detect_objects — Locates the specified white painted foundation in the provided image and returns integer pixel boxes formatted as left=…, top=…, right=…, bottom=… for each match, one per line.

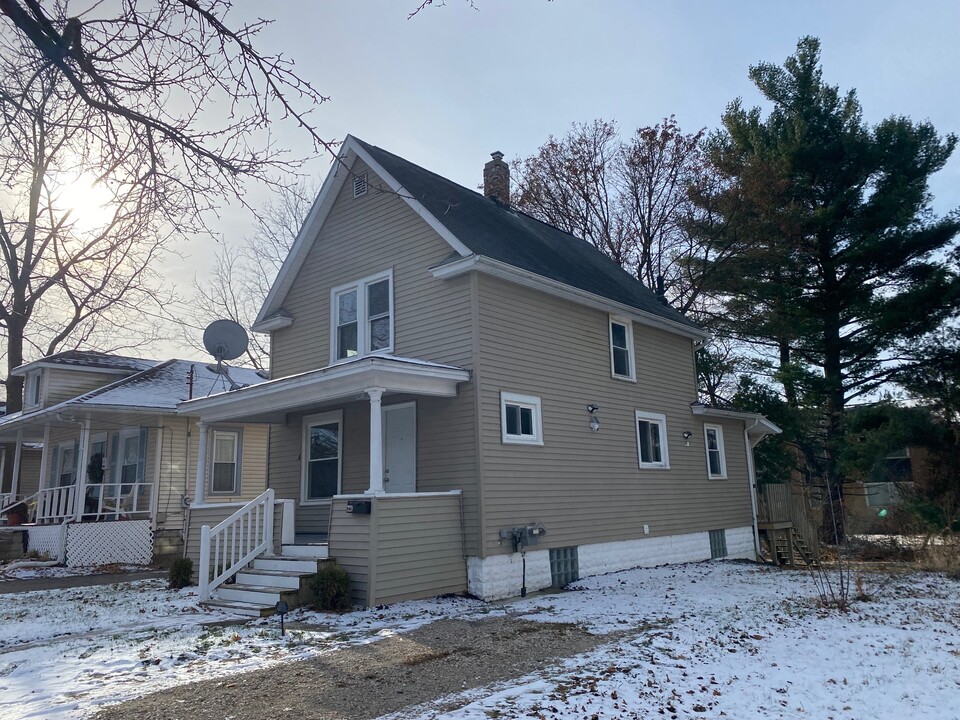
left=467, top=526, right=756, bottom=601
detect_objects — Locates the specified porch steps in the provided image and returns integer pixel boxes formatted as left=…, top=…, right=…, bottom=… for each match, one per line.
left=773, top=528, right=820, bottom=568
left=200, top=545, right=332, bottom=618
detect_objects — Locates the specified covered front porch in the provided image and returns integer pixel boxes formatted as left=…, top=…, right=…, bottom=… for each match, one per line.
left=181, top=355, right=474, bottom=608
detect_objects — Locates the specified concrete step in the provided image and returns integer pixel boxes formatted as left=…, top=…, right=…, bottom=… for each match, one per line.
left=281, top=543, right=329, bottom=560
left=201, top=598, right=276, bottom=618
left=252, top=556, right=321, bottom=573
left=235, top=568, right=306, bottom=590
left=216, top=582, right=301, bottom=605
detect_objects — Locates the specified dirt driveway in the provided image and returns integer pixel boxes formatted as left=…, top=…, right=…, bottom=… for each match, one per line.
left=94, top=616, right=608, bottom=720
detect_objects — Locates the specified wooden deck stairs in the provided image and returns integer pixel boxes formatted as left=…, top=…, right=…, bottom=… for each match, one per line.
left=758, top=483, right=821, bottom=569
left=200, top=542, right=331, bottom=617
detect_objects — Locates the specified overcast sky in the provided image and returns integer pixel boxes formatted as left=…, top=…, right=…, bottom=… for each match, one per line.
left=170, top=0, right=960, bottom=357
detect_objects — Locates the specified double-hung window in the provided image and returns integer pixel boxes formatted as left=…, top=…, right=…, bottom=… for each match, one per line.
left=704, top=424, right=726, bottom=479
left=609, top=317, right=635, bottom=381
left=302, top=411, right=342, bottom=503
left=118, top=430, right=140, bottom=492
left=635, top=411, right=669, bottom=469
left=331, top=270, right=393, bottom=362
left=501, top=392, right=543, bottom=445
left=211, top=430, right=240, bottom=494
left=58, top=442, right=77, bottom=486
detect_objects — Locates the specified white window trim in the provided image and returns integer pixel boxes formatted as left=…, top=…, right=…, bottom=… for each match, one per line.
left=635, top=410, right=670, bottom=469
left=500, top=392, right=544, bottom=446
left=301, top=410, right=343, bottom=505
left=209, top=429, right=242, bottom=495
left=116, top=427, right=141, bottom=485
left=57, top=440, right=78, bottom=486
left=609, top=316, right=636, bottom=382
left=328, top=268, right=394, bottom=365
left=25, top=371, right=42, bottom=408
left=704, top=423, right=727, bottom=480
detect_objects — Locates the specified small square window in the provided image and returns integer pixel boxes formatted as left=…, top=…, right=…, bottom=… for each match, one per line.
left=501, top=392, right=543, bottom=445
left=636, top=411, right=669, bottom=469
left=704, top=424, right=726, bottom=479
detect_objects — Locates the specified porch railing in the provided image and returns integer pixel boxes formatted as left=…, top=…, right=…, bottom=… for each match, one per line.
left=79, top=482, right=154, bottom=521
left=199, top=488, right=275, bottom=600
left=37, top=486, right=78, bottom=524
left=758, top=483, right=792, bottom=524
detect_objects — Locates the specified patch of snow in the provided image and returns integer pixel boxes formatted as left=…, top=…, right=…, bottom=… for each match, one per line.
left=0, top=563, right=152, bottom=582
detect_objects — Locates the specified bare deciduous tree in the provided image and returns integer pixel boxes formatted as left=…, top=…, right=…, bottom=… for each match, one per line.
left=183, top=182, right=313, bottom=371
left=0, top=53, right=176, bottom=411
left=512, top=117, right=716, bottom=319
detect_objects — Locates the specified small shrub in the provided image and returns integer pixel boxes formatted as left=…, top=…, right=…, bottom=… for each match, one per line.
left=310, top=564, right=352, bottom=612
left=169, top=557, right=194, bottom=589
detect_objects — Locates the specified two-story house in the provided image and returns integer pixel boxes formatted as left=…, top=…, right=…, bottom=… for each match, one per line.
left=0, top=351, right=268, bottom=565
left=180, top=136, right=779, bottom=612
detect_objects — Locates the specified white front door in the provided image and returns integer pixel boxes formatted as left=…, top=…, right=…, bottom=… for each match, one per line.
left=383, top=402, right=416, bottom=494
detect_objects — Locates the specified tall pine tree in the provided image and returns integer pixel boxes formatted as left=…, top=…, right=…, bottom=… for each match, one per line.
left=695, top=37, right=960, bottom=541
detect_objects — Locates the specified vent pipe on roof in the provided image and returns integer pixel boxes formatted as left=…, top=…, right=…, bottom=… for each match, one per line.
left=483, top=151, right=510, bottom=206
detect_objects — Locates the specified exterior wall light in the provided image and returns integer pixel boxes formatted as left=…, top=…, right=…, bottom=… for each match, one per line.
left=587, top=404, right=600, bottom=432
left=682, top=430, right=693, bottom=446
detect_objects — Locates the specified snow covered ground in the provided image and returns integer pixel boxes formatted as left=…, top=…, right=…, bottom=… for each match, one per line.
left=0, top=563, right=154, bottom=582
left=0, top=563, right=957, bottom=720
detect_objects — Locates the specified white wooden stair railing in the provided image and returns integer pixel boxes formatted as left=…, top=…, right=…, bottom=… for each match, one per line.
left=199, top=489, right=275, bottom=600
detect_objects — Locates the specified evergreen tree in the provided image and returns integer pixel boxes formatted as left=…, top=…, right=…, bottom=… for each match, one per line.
left=694, top=37, right=960, bottom=540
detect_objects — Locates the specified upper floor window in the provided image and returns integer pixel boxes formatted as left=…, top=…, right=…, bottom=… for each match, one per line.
left=25, top=371, right=42, bottom=407
left=609, top=317, right=635, bottom=381
left=501, top=392, right=543, bottom=446
left=704, top=424, right=727, bottom=479
left=331, top=270, right=393, bottom=362
left=211, top=430, right=241, bottom=494
left=636, top=410, right=669, bottom=469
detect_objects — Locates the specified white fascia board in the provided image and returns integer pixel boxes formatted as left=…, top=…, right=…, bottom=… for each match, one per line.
left=11, top=361, right=138, bottom=377
left=254, top=144, right=355, bottom=326
left=255, top=135, right=473, bottom=327
left=251, top=313, right=294, bottom=333
left=178, top=357, right=471, bottom=424
left=690, top=405, right=782, bottom=436
left=432, top=254, right=710, bottom=342
left=349, top=138, right=473, bottom=259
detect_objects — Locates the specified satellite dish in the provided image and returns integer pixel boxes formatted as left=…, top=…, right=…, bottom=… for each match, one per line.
left=203, top=319, right=248, bottom=364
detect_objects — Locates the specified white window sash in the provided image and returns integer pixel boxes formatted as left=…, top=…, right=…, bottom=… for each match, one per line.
left=635, top=411, right=670, bottom=469
left=609, top=316, right=636, bottom=382
left=500, top=392, right=544, bottom=446
left=704, top=424, right=727, bottom=479
left=301, top=410, right=343, bottom=504
left=210, top=430, right=240, bottom=494
left=329, top=269, right=394, bottom=364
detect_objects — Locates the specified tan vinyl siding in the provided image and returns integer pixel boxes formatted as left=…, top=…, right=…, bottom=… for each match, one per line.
left=370, top=493, right=465, bottom=605
left=43, top=369, right=129, bottom=406
left=265, top=158, right=479, bottom=550
left=476, top=274, right=753, bottom=555
left=328, top=497, right=370, bottom=604
left=270, top=159, right=474, bottom=375
left=9, top=447, right=42, bottom=496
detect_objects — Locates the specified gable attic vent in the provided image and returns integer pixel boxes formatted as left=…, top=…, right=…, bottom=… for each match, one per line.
left=353, top=172, right=368, bottom=198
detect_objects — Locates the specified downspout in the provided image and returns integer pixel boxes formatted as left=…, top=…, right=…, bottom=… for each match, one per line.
left=743, top=419, right=762, bottom=559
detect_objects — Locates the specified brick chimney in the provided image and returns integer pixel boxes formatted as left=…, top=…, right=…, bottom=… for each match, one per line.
left=483, top=151, right=510, bottom=205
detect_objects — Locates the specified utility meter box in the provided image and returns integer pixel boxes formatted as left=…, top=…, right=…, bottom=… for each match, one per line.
left=346, top=500, right=372, bottom=515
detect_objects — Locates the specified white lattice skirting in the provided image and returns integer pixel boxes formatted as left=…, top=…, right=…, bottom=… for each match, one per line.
left=64, top=520, right=153, bottom=567
left=27, top=525, right=67, bottom=562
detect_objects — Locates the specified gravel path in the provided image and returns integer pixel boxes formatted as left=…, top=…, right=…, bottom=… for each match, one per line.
left=94, top=616, right=607, bottom=720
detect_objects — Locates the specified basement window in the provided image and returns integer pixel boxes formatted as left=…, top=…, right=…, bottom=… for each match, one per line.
left=550, top=547, right=580, bottom=588
left=709, top=529, right=728, bottom=559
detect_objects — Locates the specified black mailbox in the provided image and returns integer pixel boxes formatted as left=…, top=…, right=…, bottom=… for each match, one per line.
left=346, top=500, right=372, bottom=515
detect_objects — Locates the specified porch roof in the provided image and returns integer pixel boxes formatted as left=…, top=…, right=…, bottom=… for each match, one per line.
left=177, top=355, right=471, bottom=424
left=689, top=403, right=782, bottom=439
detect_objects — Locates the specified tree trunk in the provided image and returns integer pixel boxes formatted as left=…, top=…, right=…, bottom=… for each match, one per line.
left=4, top=315, right=25, bottom=414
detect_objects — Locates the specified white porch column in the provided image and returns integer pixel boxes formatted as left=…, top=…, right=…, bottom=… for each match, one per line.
left=9, top=429, right=23, bottom=499
left=37, top=424, right=51, bottom=491
left=194, top=421, right=208, bottom=505
left=73, top=419, right=91, bottom=521
left=366, top=388, right=385, bottom=495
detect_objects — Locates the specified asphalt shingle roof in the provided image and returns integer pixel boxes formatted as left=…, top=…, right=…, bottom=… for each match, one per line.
left=354, top=138, right=701, bottom=332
